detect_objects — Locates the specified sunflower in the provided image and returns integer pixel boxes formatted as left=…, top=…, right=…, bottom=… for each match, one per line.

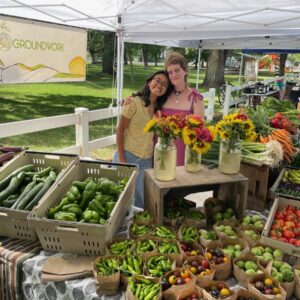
left=144, top=118, right=157, bottom=133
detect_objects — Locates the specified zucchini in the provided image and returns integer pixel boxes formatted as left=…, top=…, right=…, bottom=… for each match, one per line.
left=24, top=174, right=56, bottom=211
left=0, top=164, right=34, bottom=190
left=16, top=182, right=44, bottom=210
left=2, top=197, right=18, bottom=208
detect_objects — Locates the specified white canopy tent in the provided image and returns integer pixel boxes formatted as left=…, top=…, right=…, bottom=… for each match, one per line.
left=1, top=0, right=300, bottom=103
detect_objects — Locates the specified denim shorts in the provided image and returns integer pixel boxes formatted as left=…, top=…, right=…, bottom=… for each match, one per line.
left=113, top=150, right=152, bottom=208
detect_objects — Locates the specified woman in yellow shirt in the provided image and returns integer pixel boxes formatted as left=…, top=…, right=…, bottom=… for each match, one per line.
left=113, top=71, right=173, bottom=208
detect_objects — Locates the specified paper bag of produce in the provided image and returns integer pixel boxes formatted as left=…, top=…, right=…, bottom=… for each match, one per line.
left=221, top=237, right=249, bottom=260
left=295, top=265, right=300, bottom=299
left=106, top=236, right=135, bottom=256
left=157, top=239, right=184, bottom=267
left=176, top=285, right=203, bottom=300
left=179, top=240, right=204, bottom=261
left=200, top=280, right=237, bottom=300
left=182, top=207, right=206, bottom=228
left=144, top=253, right=176, bottom=278
left=129, top=222, right=154, bottom=239
left=135, top=237, right=159, bottom=260
left=236, top=287, right=260, bottom=299
left=133, top=210, right=154, bottom=225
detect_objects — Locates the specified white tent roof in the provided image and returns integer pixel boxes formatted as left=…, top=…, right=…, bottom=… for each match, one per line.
left=1, top=0, right=300, bottom=49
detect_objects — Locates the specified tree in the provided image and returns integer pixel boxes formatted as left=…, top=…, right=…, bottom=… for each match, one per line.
left=186, top=49, right=210, bottom=69
left=125, top=43, right=141, bottom=82
left=141, top=44, right=150, bottom=67
left=102, top=32, right=115, bottom=75
left=147, top=45, right=165, bottom=66
left=203, top=50, right=228, bottom=88
left=87, top=30, right=103, bottom=64
left=279, top=53, right=288, bottom=76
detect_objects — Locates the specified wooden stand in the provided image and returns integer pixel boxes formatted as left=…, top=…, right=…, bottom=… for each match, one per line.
left=240, top=163, right=269, bottom=211
left=144, top=166, right=248, bottom=224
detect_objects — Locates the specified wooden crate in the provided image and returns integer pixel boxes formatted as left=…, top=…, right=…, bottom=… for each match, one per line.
left=239, top=163, right=269, bottom=211
left=144, top=166, right=248, bottom=224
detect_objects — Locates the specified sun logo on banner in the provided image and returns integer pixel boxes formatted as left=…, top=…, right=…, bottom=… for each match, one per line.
left=0, top=22, right=12, bottom=51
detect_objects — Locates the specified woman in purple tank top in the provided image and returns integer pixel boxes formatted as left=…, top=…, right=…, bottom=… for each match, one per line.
left=162, top=52, right=205, bottom=165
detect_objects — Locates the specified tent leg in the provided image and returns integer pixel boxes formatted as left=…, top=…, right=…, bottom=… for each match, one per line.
left=116, top=28, right=124, bottom=123
left=239, top=54, right=244, bottom=85
left=195, top=41, right=202, bottom=90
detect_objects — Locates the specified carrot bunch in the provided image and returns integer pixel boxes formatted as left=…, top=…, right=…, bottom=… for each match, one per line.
left=259, top=129, right=298, bottom=163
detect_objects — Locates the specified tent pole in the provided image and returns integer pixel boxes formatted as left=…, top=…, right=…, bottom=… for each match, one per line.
left=195, top=40, right=202, bottom=90
left=116, top=16, right=124, bottom=123
left=239, top=53, right=244, bottom=85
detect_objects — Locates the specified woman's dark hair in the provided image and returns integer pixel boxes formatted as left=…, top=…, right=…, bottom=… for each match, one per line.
left=133, top=70, right=173, bottom=112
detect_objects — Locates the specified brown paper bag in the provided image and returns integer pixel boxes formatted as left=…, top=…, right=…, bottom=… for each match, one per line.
left=221, top=237, right=249, bottom=260
left=236, top=288, right=260, bottom=299
left=41, top=255, right=96, bottom=282
left=129, top=222, right=154, bottom=239
left=144, top=253, right=176, bottom=277
left=265, top=260, right=295, bottom=299
left=162, top=267, right=196, bottom=300
left=200, top=280, right=237, bottom=300
left=107, top=236, right=136, bottom=256
left=239, top=226, right=261, bottom=248
left=157, top=239, right=184, bottom=267
left=178, top=224, right=199, bottom=243
left=205, top=247, right=232, bottom=281
left=176, top=285, right=203, bottom=300
left=183, top=255, right=215, bottom=286
left=93, top=255, right=120, bottom=295
left=133, top=210, right=154, bottom=225
left=179, top=241, right=204, bottom=261
left=163, top=215, right=185, bottom=229
left=295, top=265, right=300, bottom=299
left=135, top=237, right=159, bottom=260
left=247, top=273, right=287, bottom=300
left=183, top=207, right=207, bottom=228
left=125, top=275, right=162, bottom=300
left=198, top=235, right=221, bottom=250
left=233, top=253, right=265, bottom=288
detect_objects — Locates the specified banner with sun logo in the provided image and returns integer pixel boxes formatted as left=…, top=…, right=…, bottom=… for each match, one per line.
left=0, top=16, right=87, bottom=84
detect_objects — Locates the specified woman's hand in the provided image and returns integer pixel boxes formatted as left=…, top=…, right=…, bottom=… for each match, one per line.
left=122, top=96, right=134, bottom=106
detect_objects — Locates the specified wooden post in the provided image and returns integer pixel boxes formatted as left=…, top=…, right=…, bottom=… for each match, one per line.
left=206, top=88, right=215, bottom=121
left=223, top=84, right=232, bottom=117
left=75, top=107, right=89, bottom=157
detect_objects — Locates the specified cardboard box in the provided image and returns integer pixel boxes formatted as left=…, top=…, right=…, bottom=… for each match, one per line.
left=28, top=159, right=138, bottom=255
left=261, top=196, right=300, bottom=257
left=0, top=151, right=77, bottom=240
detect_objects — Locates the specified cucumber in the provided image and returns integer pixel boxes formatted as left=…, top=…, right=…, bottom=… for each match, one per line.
left=0, top=164, right=35, bottom=191
left=24, top=174, right=56, bottom=211
left=16, top=182, right=44, bottom=210
left=2, top=197, right=18, bottom=208
left=0, top=171, right=26, bottom=202
left=11, top=181, right=36, bottom=209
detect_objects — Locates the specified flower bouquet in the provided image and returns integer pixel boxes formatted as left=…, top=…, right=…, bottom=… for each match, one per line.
left=144, top=113, right=184, bottom=180
left=181, top=114, right=215, bottom=172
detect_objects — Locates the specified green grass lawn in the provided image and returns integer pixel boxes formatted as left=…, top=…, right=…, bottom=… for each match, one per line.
left=0, top=63, right=274, bottom=159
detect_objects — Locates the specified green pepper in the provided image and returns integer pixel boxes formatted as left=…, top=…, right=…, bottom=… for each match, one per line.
left=88, top=199, right=106, bottom=217
left=48, top=197, right=70, bottom=218
left=61, top=203, right=82, bottom=217
left=83, top=209, right=94, bottom=222
left=71, top=181, right=88, bottom=192
left=80, top=181, right=97, bottom=209
left=106, top=201, right=116, bottom=217
left=69, top=185, right=81, bottom=200
left=54, top=211, right=77, bottom=222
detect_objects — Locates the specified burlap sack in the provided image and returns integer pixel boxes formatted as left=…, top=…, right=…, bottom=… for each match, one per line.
left=200, top=280, right=237, bottom=300
left=221, top=237, right=249, bottom=260
left=247, top=273, right=287, bottom=300
left=144, top=253, right=176, bottom=278
left=162, top=267, right=197, bottom=300
left=295, top=265, right=300, bottom=299
left=205, top=247, right=232, bottom=280
left=176, top=285, right=203, bottom=300
left=125, top=275, right=162, bottom=300
left=129, top=222, right=154, bottom=239
left=93, top=255, right=120, bottom=295
left=233, top=253, right=265, bottom=288
left=180, top=241, right=204, bottom=261
left=265, top=260, right=295, bottom=299
left=183, top=255, right=215, bottom=286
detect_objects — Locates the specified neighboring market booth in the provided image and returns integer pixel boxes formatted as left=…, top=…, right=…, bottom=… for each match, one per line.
left=1, top=1, right=300, bottom=299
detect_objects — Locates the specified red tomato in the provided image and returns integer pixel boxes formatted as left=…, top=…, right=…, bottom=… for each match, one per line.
left=274, top=112, right=283, bottom=120
left=295, top=210, right=300, bottom=218
left=283, top=230, right=295, bottom=239
left=275, top=219, right=285, bottom=227
left=275, top=211, right=285, bottom=220
left=294, top=228, right=300, bottom=237
left=284, top=221, right=296, bottom=228
left=285, top=214, right=297, bottom=222
left=202, top=260, right=209, bottom=269
left=289, top=238, right=296, bottom=245
left=278, top=237, right=288, bottom=243
left=295, top=240, right=300, bottom=247
left=269, top=229, right=282, bottom=238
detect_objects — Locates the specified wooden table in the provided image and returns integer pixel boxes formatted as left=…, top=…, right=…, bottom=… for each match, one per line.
left=144, top=166, right=248, bottom=224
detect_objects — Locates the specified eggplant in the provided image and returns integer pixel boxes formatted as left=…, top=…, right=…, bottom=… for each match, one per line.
left=0, top=152, right=14, bottom=166
left=0, top=146, right=23, bottom=153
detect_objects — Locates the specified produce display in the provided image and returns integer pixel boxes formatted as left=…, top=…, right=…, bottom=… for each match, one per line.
left=131, top=223, right=153, bottom=236
left=47, top=176, right=128, bottom=224
left=165, top=269, right=192, bottom=286
left=180, top=226, right=198, bottom=242
left=270, top=260, right=294, bottom=283
left=145, top=255, right=173, bottom=277
left=0, top=164, right=57, bottom=210
left=243, top=229, right=260, bottom=242
left=205, top=248, right=229, bottom=265
left=186, top=258, right=212, bottom=278
left=222, top=244, right=243, bottom=258
left=154, top=225, right=176, bottom=239
left=135, top=239, right=157, bottom=254
left=268, top=203, right=300, bottom=246
left=250, top=246, right=283, bottom=261
left=275, top=169, right=300, bottom=198
left=214, top=224, right=239, bottom=238
left=95, top=256, right=119, bottom=276
left=198, top=229, right=218, bottom=241
left=234, top=260, right=263, bottom=275
left=119, top=255, right=143, bottom=277
left=158, top=241, right=179, bottom=254
left=108, top=239, right=134, bottom=256
left=203, top=282, right=232, bottom=299
left=242, top=214, right=265, bottom=231
left=180, top=242, right=202, bottom=257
